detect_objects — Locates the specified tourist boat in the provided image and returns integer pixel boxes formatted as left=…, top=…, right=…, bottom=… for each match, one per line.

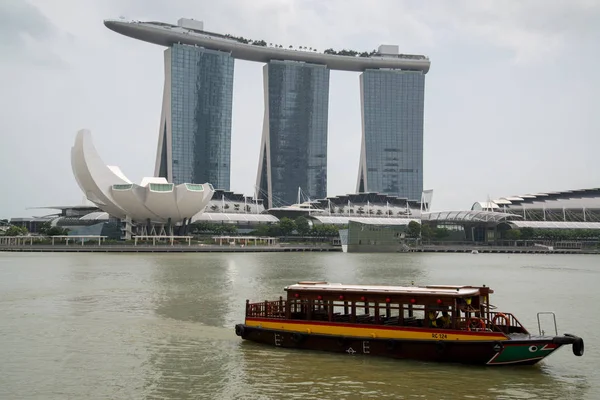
left=234, top=282, right=584, bottom=366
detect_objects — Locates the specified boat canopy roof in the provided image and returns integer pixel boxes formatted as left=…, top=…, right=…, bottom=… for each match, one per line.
left=284, top=282, right=489, bottom=297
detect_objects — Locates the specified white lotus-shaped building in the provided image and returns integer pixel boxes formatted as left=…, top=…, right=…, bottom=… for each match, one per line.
left=71, top=129, right=214, bottom=225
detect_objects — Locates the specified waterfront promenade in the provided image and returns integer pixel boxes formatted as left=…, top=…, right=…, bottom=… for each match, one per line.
left=0, top=243, right=341, bottom=253
left=411, top=244, right=600, bottom=255
left=2, top=242, right=598, bottom=254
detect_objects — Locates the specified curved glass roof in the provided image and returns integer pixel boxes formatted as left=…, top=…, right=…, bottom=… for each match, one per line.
left=507, top=221, right=600, bottom=229
left=310, top=216, right=418, bottom=225
left=80, top=212, right=110, bottom=220
left=192, top=213, right=279, bottom=223
left=422, top=210, right=521, bottom=223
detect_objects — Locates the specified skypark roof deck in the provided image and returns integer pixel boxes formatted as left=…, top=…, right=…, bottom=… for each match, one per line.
left=104, top=19, right=431, bottom=73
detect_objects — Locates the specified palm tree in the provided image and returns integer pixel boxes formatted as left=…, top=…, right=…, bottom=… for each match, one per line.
left=376, top=209, right=383, bottom=216
left=357, top=207, right=364, bottom=215
left=234, top=204, right=240, bottom=212
left=210, top=204, right=219, bottom=212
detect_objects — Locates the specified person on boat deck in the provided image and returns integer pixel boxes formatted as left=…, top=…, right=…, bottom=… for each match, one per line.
left=437, top=311, right=451, bottom=328
left=428, top=311, right=439, bottom=327
left=429, top=310, right=451, bottom=328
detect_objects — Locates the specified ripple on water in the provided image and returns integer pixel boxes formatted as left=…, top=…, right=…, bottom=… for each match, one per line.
left=0, top=252, right=596, bottom=400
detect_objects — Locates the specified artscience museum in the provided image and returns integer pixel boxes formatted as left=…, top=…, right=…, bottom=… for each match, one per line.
left=71, top=129, right=215, bottom=238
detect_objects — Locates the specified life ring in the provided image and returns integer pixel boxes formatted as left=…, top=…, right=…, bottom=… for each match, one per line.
left=467, top=317, right=486, bottom=331
left=492, top=313, right=510, bottom=327
left=235, top=324, right=245, bottom=337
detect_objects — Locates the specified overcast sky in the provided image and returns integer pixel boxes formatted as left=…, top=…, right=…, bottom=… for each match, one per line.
left=1, top=0, right=598, bottom=219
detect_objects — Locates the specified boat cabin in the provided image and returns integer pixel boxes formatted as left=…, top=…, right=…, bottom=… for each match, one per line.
left=245, top=281, right=528, bottom=334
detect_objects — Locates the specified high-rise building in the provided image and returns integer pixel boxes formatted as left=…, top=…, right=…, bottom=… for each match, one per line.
left=155, top=43, right=234, bottom=189
left=357, top=68, right=425, bottom=201
left=104, top=19, right=431, bottom=204
left=256, top=60, right=330, bottom=208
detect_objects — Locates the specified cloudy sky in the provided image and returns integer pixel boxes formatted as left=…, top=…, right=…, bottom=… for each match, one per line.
left=1, top=0, right=598, bottom=219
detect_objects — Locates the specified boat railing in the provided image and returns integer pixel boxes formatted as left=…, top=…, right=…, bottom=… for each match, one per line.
left=246, top=299, right=287, bottom=319
left=455, top=312, right=528, bottom=334
left=488, top=311, right=529, bottom=334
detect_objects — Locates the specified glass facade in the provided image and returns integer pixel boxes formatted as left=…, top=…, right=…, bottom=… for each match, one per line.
left=259, top=60, right=330, bottom=207
left=359, top=69, right=425, bottom=201
left=167, top=44, right=234, bottom=188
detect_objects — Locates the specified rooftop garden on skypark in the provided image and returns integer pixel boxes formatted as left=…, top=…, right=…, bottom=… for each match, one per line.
left=145, top=19, right=429, bottom=61
left=170, top=25, right=427, bottom=60
left=222, top=33, right=428, bottom=60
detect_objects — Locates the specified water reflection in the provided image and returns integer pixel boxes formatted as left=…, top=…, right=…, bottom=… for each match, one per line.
left=150, top=254, right=236, bottom=327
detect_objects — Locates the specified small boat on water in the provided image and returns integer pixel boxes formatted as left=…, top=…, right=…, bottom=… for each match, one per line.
left=234, top=282, right=584, bottom=366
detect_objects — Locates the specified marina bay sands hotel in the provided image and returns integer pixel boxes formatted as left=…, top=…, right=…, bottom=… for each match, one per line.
left=105, top=18, right=431, bottom=208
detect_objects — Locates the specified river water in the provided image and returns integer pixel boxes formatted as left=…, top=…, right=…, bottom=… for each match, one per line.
left=0, top=252, right=597, bottom=399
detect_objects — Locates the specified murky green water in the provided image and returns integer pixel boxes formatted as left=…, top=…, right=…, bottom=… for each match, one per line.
left=0, top=252, right=597, bottom=399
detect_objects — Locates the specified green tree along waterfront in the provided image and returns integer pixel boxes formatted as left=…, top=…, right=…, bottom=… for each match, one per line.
left=38, top=222, right=69, bottom=236
left=294, top=217, right=311, bottom=236
left=188, top=216, right=341, bottom=240
left=3, top=225, right=29, bottom=236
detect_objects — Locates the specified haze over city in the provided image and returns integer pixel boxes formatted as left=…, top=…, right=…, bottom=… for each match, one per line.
left=1, top=0, right=598, bottom=219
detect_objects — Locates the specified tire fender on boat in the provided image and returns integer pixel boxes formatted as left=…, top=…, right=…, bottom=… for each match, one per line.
left=552, top=335, right=574, bottom=345
left=235, top=324, right=245, bottom=337
left=573, top=337, right=584, bottom=357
